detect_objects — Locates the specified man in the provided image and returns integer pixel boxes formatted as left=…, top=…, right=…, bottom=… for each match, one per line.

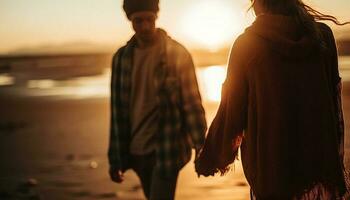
left=108, top=0, right=207, bottom=199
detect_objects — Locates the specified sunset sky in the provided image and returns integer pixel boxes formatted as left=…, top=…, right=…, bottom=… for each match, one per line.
left=0, top=0, right=349, bottom=54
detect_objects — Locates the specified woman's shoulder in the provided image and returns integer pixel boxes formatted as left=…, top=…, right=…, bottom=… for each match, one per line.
left=229, top=30, right=264, bottom=63
left=316, top=22, right=333, bottom=34
left=234, top=31, right=258, bottom=47
left=316, top=22, right=337, bottom=52
left=316, top=22, right=336, bottom=43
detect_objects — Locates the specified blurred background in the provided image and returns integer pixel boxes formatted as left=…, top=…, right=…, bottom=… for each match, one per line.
left=0, top=0, right=349, bottom=199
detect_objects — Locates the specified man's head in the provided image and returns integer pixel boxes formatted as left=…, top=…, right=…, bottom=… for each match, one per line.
left=123, top=0, right=159, bottom=44
left=123, top=0, right=159, bottom=20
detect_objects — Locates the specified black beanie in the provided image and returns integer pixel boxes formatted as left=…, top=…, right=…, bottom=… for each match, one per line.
left=123, top=0, right=159, bottom=19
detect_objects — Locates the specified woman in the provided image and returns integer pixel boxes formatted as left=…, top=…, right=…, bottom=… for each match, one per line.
left=195, top=0, right=349, bottom=199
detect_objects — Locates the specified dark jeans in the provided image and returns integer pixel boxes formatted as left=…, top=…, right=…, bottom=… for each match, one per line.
left=130, top=153, right=179, bottom=200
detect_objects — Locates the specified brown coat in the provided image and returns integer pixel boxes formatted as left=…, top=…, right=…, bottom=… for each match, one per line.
left=196, top=14, right=347, bottom=199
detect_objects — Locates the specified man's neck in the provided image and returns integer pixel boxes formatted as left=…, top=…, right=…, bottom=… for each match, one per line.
left=136, top=34, right=158, bottom=49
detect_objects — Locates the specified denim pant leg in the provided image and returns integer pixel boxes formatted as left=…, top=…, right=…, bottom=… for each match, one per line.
left=131, top=153, right=179, bottom=200
left=149, top=168, right=179, bottom=200
left=131, top=153, right=156, bottom=199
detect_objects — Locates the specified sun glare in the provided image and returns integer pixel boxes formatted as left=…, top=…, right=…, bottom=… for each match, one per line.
left=181, top=1, right=245, bottom=50
left=198, top=65, right=227, bottom=102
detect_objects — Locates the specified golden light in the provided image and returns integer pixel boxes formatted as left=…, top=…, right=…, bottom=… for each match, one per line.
left=198, top=65, right=227, bottom=102
left=180, top=1, right=244, bottom=50
left=0, top=74, right=15, bottom=86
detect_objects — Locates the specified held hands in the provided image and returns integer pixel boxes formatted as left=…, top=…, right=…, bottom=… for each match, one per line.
left=194, top=149, right=215, bottom=177
left=194, top=148, right=206, bottom=177
left=109, top=167, right=124, bottom=183
left=194, top=137, right=242, bottom=177
left=195, top=148, right=201, bottom=162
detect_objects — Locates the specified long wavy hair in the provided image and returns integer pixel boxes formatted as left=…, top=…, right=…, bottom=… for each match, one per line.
left=250, top=0, right=349, bottom=48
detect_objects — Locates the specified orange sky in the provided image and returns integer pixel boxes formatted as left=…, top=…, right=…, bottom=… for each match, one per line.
left=0, top=0, right=349, bottom=54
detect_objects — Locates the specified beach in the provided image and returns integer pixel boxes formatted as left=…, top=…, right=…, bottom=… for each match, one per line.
left=1, top=69, right=350, bottom=200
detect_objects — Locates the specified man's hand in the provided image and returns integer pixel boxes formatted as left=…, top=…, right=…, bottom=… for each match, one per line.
left=194, top=148, right=202, bottom=177
left=109, top=167, right=124, bottom=183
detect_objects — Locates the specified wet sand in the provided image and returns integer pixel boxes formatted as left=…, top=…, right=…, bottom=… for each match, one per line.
left=1, top=82, right=350, bottom=200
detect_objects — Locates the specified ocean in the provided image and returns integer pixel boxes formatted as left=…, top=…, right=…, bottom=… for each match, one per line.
left=1, top=56, right=349, bottom=101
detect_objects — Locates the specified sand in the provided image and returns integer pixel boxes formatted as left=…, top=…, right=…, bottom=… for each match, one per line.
left=1, top=81, right=350, bottom=200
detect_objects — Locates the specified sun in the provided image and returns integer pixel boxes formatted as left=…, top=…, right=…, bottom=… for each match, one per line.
left=180, top=1, right=245, bottom=51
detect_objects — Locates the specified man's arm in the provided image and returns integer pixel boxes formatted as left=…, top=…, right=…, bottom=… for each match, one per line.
left=176, top=48, right=207, bottom=152
left=108, top=49, right=124, bottom=182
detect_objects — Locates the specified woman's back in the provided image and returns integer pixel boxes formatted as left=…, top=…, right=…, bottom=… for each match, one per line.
left=196, top=0, right=349, bottom=199
left=234, top=14, right=346, bottom=199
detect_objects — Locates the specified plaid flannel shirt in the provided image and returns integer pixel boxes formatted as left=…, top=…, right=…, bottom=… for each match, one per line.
left=108, top=29, right=207, bottom=176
